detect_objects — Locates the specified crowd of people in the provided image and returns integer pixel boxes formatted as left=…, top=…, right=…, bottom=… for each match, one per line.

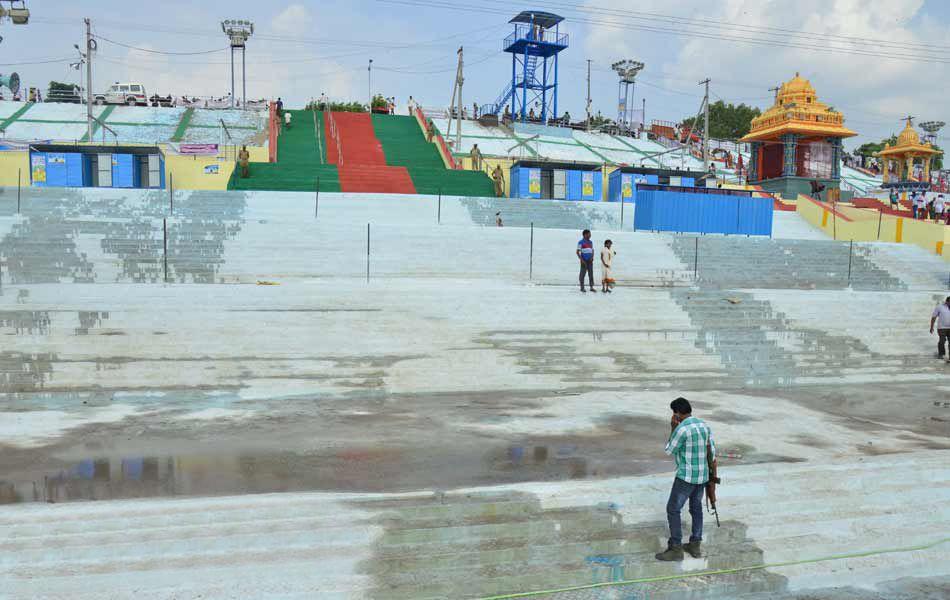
left=889, top=189, right=949, bottom=224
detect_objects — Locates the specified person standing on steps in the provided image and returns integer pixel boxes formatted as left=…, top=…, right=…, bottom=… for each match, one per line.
left=492, top=164, right=505, bottom=197
left=600, top=240, right=615, bottom=293
left=656, top=397, right=717, bottom=562
left=576, top=229, right=595, bottom=293
left=284, top=110, right=292, bottom=130
left=238, top=145, right=250, bottom=179
left=276, top=97, right=283, bottom=118
left=495, top=212, right=503, bottom=227
left=931, top=296, right=950, bottom=363
left=470, top=144, right=483, bottom=171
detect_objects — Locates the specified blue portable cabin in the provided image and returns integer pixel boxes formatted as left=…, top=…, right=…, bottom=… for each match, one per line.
left=633, top=184, right=772, bottom=236
left=509, top=160, right=602, bottom=201
left=29, top=144, right=165, bottom=189
left=607, top=166, right=704, bottom=203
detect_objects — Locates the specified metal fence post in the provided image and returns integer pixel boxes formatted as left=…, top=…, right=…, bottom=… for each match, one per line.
left=877, top=209, right=883, bottom=240
left=438, top=188, right=442, bottom=224
left=529, top=222, right=534, bottom=281
left=619, top=200, right=624, bottom=231
left=163, top=218, right=169, bottom=284
left=847, top=239, right=853, bottom=285
left=366, top=223, right=370, bottom=283
left=169, top=173, right=174, bottom=215
left=694, top=237, right=699, bottom=280
left=17, top=168, right=21, bottom=214
left=315, top=177, right=320, bottom=218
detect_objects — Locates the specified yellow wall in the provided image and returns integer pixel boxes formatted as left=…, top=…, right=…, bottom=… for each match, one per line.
left=164, top=153, right=234, bottom=191
left=797, top=195, right=950, bottom=261
left=0, top=151, right=30, bottom=186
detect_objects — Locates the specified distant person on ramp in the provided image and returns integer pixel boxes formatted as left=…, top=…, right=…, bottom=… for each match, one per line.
left=284, top=110, right=292, bottom=130
left=931, top=296, right=950, bottom=363
left=238, top=145, right=250, bottom=179
left=470, top=144, right=483, bottom=171
left=656, top=397, right=718, bottom=562
left=577, top=229, right=595, bottom=293
left=492, top=165, right=505, bottom=197
left=495, top=212, right=503, bottom=227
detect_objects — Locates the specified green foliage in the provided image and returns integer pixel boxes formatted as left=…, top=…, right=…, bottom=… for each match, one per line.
left=854, top=135, right=897, bottom=158
left=681, top=100, right=761, bottom=140
left=304, top=99, right=366, bottom=112
left=371, top=94, right=389, bottom=109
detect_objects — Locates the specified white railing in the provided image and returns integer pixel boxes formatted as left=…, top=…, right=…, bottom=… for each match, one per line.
left=326, top=111, right=343, bottom=166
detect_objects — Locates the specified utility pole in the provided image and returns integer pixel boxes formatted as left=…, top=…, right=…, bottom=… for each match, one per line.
left=586, top=59, right=591, bottom=131
left=699, top=78, right=710, bottom=172
left=368, top=59, right=373, bottom=108
left=446, top=47, right=464, bottom=154
left=642, top=97, right=646, bottom=136
left=85, top=18, right=93, bottom=142
left=768, top=85, right=780, bottom=102
left=456, top=47, right=463, bottom=152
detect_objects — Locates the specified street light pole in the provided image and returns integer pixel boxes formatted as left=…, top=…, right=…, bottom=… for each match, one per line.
left=368, top=59, right=373, bottom=109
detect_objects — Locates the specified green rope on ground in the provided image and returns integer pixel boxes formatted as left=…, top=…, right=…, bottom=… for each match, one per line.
left=477, top=537, right=950, bottom=600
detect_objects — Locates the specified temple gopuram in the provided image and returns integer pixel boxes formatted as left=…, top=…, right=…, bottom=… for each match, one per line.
left=875, top=118, right=941, bottom=192
left=741, top=73, right=856, bottom=200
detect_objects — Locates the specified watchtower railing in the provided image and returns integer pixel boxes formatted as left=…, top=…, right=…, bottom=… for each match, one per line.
left=503, top=25, right=568, bottom=50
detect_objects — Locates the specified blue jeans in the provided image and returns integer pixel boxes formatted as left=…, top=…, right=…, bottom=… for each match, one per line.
left=666, top=477, right=704, bottom=547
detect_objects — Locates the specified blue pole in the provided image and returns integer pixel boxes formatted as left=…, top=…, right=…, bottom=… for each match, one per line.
left=511, top=51, right=516, bottom=120
left=521, top=51, right=528, bottom=122
left=541, top=56, right=548, bottom=123
left=553, top=52, right=559, bottom=123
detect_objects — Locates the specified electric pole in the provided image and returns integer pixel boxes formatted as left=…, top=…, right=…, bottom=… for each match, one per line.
left=586, top=59, right=591, bottom=131
left=456, top=47, right=463, bottom=152
left=769, top=86, right=780, bottom=102
left=368, top=59, right=373, bottom=108
left=85, top=18, right=93, bottom=142
left=699, top=78, right=710, bottom=172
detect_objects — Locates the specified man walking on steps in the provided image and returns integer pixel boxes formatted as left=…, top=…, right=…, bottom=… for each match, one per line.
left=238, top=145, right=250, bottom=179
left=577, top=229, right=595, bottom=293
left=656, top=397, right=717, bottom=561
left=931, top=296, right=950, bottom=363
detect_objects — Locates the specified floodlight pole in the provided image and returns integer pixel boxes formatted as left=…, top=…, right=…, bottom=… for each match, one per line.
left=85, top=18, right=93, bottom=142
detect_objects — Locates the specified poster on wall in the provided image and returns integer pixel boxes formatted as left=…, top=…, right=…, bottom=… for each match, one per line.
left=528, top=168, right=541, bottom=194
left=582, top=171, right=594, bottom=197
left=47, top=154, right=66, bottom=165
left=203, top=164, right=220, bottom=175
left=31, top=154, right=46, bottom=182
left=621, top=174, right=633, bottom=198
left=179, top=144, right=219, bottom=156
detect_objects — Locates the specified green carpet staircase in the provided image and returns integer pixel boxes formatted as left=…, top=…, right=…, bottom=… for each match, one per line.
left=229, top=110, right=340, bottom=192
left=372, top=114, right=495, bottom=197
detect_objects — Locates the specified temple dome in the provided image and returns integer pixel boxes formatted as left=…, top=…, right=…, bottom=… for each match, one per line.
left=778, top=73, right=817, bottom=105
left=896, top=120, right=922, bottom=147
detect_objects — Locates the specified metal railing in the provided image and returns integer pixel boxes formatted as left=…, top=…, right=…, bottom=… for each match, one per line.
left=504, top=25, right=569, bottom=49
left=326, top=110, right=343, bottom=166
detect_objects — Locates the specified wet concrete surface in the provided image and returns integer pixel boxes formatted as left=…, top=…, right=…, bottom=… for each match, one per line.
left=2, top=379, right=945, bottom=505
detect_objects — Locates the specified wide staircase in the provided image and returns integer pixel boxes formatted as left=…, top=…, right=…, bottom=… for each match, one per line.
left=5, top=452, right=948, bottom=598
left=325, top=112, right=416, bottom=194
left=229, top=109, right=340, bottom=192
left=372, top=114, right=495, bottom=197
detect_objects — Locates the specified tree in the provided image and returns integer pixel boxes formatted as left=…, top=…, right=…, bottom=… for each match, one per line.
left=680, top=100, right=761, bottom=140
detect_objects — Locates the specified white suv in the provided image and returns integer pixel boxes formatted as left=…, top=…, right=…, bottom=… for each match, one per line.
left=95, top=82, right=147, bottom=106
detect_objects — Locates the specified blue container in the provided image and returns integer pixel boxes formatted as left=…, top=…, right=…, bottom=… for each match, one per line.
left=509, top=166, right=541, bottom=198
left=111, top=154, right=139, bottom=188
left=31, top=152, right=88, bottom=187
left=566, top=170, right=600, bottom=201
left=633, top=187, right=772, bottom=235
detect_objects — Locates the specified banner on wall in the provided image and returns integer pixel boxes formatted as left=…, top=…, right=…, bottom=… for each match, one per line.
left=621, top=174, right=633, bottom=198
left=47, top=154, right=66, bottom=165
left=582, top=171, right=594, bottom=197
left=31, top=154, right=46, bottom=182
left=528, top=168, right=541, bottom=194
left=176, top=144, right=219, bottom=155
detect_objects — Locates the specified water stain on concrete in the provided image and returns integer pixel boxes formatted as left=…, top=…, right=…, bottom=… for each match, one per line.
left=355, top=490, right=786, bottom=600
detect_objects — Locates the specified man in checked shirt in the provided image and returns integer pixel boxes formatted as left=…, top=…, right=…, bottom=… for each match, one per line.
left=656, top=397, right=717, bottom=561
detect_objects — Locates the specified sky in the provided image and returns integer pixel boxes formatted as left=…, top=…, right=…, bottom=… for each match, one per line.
left=1, top=0, right=949, bottom=149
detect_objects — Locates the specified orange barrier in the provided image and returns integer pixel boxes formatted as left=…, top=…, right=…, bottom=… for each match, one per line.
left=268, top=101, right=279, bottom=163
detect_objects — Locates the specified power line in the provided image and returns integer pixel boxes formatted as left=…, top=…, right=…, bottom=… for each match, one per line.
left=93, top=34, right=229, bottom=55
left=0, top=56, right=74, bottom=66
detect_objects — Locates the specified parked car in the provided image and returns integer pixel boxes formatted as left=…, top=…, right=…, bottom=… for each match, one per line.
left=94, top=82, right=147, bottom=106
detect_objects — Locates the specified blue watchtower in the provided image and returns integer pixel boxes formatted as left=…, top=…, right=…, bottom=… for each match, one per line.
left=481, top=11, right=568, bottom=123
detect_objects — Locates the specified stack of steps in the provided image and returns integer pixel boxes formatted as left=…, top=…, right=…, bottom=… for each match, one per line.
left=3, top=452, right=947, bottom=599
left=327, top=112, right=416, bottom=194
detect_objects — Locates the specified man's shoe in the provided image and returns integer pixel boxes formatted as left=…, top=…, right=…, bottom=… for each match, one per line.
left=655, top=544, right=684, bottom=561
left=683, top=541, right=702, bottom=558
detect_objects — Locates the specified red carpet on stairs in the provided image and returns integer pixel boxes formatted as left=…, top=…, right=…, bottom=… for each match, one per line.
left=324, top=112, right=416, bottom=193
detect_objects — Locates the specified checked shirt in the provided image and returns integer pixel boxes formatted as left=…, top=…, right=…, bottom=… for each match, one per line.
left=664, top=416, right=716, bottom=484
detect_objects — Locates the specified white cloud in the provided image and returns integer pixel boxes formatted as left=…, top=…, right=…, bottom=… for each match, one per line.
left=271, top=4, right=315, bottom=38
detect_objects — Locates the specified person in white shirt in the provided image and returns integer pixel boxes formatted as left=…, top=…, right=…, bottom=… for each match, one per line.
left=935, top=195, right=945, bottom=221
left=931, top=296, right=950, bottom=362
